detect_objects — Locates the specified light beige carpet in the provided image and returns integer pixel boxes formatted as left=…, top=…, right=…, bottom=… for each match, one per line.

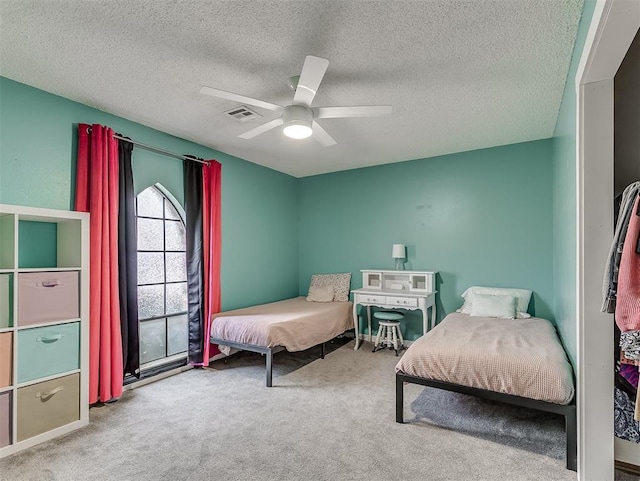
left=0, top=340, right=634, bottom=481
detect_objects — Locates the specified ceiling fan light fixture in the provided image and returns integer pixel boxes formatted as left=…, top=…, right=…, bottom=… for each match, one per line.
left=282, top=105, right=313, bottom=140
left=283, top=122, right=312, bottom=139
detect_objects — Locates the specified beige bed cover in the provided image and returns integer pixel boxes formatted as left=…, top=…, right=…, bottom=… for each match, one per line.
left=395, top=312, right=575, bottom=404
left=210, top=296, right=353, bottom=353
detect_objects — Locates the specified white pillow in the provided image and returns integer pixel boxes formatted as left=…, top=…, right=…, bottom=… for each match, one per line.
left=306, top=285, right=335, bottom=303
left=469, top=293, right=517, bottom=319
left=457, top=286, right=532, bottom=318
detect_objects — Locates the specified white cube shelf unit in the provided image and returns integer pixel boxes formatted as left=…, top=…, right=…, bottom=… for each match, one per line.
left=361, top=269, right=435, bottom=293
left=0, top=203, right=89, bottom=458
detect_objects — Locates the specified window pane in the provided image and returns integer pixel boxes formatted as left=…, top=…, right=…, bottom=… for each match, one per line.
left=166, top=282, right=187, bottom=314
left=166, top=252, right=186, bottom=282
left=165, top=220, right=185, bottom=251
left=167, top=314, right=188, bottom=356
left=137, top=187, right=164, bottom=218
left=140, top=318, right=167, bottom=364
left=165, top=199, right=181, bottom=221
left=138, top=252, right=164, bottom=284
left=138, top=284, right=165, bottom=319
left=138, top=218, right=164, bottom=251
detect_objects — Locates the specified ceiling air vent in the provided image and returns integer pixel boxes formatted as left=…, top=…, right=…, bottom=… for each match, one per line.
left=224, top=105, right=262, bottom=123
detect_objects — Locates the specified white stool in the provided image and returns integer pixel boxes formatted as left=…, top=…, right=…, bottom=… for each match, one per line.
left=372, top=311, right=405, bottom=356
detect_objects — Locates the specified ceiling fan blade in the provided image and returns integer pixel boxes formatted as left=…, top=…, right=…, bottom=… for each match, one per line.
left=311, top=121, right=337, bottom=147
left=293, top=56, right=329, bottom=106
left=200, top=86, right=284, bottom=112
left=238, top=118, right=284, bottom=139
left=312, top=105, right=392, bottom=119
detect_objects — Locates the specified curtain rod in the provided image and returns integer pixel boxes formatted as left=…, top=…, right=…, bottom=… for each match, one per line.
left=86, top=127, right=208, bottom=165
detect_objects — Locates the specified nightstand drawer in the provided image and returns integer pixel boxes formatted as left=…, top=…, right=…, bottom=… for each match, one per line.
left=0, top=333, right=12, bottom=388
left=17, top=373, right=79, bottom=442
left=17, top=322, right=80, bottom=384
left=359, top=294, right=386, bottom=304
left=0, top=392, right=10, bottom=448
left=385, top=296, right=418, bottom=307
left=18, top=271, right=79, bottom=326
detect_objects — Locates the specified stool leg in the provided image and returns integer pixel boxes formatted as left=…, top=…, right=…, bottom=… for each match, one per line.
left=373, top=324, right=384, bottom=352
left=397, top=325, right=405, bottom=351
left=392, top=326, right=399, bottom=355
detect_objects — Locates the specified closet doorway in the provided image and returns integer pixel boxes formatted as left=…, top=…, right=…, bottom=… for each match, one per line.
left=577, top=0, right=640, bottom=478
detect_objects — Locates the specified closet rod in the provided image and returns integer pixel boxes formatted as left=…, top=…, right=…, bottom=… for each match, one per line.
left=86, top=127, right=208, bottom=165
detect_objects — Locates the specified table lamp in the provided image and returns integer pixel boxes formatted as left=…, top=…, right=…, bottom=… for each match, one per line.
left=392, top=244, right=406, bottom=270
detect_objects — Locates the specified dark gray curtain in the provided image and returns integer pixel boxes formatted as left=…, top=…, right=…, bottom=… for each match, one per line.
left=184, top=159, right=205, bottom=364
left=118, top=137, right=140, bottom=377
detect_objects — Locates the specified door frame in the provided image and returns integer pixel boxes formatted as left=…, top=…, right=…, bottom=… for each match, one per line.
left=576, top=0, right=640, bottom=479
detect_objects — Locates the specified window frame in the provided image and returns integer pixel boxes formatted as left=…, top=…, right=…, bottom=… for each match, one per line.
left=135, top=184, right=188, bottom=369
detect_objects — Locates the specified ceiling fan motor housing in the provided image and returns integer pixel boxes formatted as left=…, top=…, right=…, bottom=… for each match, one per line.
left=283, top=104, right=312, bottom=125
left=282, top=104, right=313, bottom=138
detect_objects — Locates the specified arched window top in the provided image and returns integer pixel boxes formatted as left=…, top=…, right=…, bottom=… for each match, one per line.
left=136, top=183, right=184, bottom=223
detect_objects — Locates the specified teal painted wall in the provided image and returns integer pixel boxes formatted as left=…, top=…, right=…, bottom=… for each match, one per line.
left=0, top=77, right=299, bottom=309
left=552, top=0, right=597, bottom=367
left=299, top=139, right=554, bottom=340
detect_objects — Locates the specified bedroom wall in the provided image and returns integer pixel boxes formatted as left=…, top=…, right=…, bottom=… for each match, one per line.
left=0, top=77, right=299, bottom=310
left=551, top=0, right=597, bottom=367
left=298, top=139, right=555, bottom=341
left=614, top=27, right=640, bottom=196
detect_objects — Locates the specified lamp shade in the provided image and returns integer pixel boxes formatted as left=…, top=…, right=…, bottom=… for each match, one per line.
left=392, top=244, right=406, bottom=259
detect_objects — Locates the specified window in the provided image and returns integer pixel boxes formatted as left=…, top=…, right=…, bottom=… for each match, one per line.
left=136, top=185, right=188, bottom=369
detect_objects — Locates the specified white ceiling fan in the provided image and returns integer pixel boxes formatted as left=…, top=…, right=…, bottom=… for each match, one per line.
left=200, top=55, right=392, bottom=147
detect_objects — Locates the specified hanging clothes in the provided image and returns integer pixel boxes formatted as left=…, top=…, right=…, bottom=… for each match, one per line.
left=613, top=190, right=640, bottom=422
left=615, top=193, right=640, bottom=338
left=602, top=182, right=640, bottom=313
left=621, top=331, right=640, bottom=360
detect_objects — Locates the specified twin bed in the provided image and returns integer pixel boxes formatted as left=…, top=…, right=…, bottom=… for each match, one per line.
left=209, top=280, right=576, bottom=471
left=395, top=312, right=577, bottom=471
left=210, top=296, right=353, bottom=387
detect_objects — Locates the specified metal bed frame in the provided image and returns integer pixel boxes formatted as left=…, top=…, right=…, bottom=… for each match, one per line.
left=395, top=372, right=577, bottom=472
left=210, top=337, right=326, bottom=387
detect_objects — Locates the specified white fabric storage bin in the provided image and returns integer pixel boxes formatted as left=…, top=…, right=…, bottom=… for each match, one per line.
left=18, top=272, right=79, bottom=326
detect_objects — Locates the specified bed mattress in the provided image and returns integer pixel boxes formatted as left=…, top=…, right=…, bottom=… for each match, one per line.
left=210, top=296, right=353, bottom=352
left=395, top=312, right=575, bottom=405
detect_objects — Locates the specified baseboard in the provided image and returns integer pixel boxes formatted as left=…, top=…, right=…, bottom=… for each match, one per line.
left=616, top=460, right=640, bottom=477
left=615, top=437, right=640, bottom=472
left=123, top=364, right=193, bottom=391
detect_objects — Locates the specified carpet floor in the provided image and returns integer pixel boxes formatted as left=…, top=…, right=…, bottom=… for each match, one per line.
left=0, top=339, right=637, bottom=481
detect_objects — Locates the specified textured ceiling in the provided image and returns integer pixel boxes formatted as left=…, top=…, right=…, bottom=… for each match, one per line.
left=0, top=1, right=584, bottom=177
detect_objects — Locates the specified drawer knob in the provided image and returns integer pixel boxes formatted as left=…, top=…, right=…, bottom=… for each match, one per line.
left=35, top=385, right=64, bottom=401
left=36, top=334, right=63, bottom=344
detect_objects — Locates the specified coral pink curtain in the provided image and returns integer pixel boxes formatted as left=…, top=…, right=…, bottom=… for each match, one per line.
left=75, top=123, right=124, bottom=404
left=201, top=160, right=222, bottom=362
